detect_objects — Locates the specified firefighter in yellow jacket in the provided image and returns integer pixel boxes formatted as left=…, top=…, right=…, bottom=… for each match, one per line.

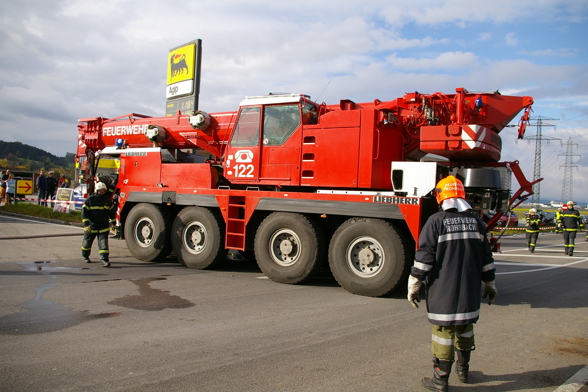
left=525, top=208, right=541, bottom=253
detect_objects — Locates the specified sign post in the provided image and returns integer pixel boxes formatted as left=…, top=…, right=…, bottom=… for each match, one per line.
left=165, top=39, right=202, bottom=116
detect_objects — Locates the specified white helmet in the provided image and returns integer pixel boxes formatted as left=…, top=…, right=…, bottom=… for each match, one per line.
left=95, top=182, right=107, bottom=191
left=529, top=208, right=537, bottom=214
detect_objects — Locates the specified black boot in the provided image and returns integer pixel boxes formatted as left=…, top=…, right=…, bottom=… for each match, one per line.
left=455, top=349, right=472, bottom=383
left=422, top=358, right=453, bottom=392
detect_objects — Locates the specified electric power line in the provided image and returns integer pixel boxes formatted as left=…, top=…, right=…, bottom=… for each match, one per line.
left=525, top=116, right=559, bottom=204
left=559, top=137, right=581, bottom=203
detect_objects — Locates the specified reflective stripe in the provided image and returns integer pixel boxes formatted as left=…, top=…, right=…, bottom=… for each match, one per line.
left=456, top=330, right=474, bottom=339
left=482, top=262, right=495, bottom=272
left=81, top=246, right=90, bottom=251
left=428, top=310, right=479, bottom=322
left=439, top=232, right=484, bottom=243
left=99, top=250, right=109, bottom=254
left=413, top=261, right=432, bottom=271
left=432, top=334, right=455, bottom=346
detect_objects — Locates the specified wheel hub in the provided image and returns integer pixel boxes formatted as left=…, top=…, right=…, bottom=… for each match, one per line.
left=184, top=222, right=207, bottom=254
left=279, top=239, right=294, bottom=256
left=135, top=217, right=155, bottom=247
left=270, top=229, right=300, bottom=267
left=347, top=237, right=384, bottom=278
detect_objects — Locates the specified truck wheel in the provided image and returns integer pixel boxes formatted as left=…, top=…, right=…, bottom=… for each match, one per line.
left=171, top=206, right=227, bottom=269
left=254, top=212, right=325, bottom=284
left=329, top=218, right=409, bottom=297
left=124, top=203, right=172, bottom=262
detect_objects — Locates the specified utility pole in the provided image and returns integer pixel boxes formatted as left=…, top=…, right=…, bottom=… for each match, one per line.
left=559, top=138, right=581, bottom=203
left=525, top=116, right=559, bottom=205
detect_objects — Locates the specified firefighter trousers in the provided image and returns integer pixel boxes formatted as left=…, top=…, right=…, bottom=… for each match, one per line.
left=431, top=324, right=475, bottom=361
left=82, top=231, right=110, bottom=262
left=526, top=231, right=539, bottom=250
left=563, top=231, right=577, bottom=254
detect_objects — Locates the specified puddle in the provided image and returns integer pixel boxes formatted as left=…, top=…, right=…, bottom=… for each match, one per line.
left=108, top=277, right=195, bottom=311
left=20, top=260, right=88, bottom=273
left=0, top=281, right=120, bottom=335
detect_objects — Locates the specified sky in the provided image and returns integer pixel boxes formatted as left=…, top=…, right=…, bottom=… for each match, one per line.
left=1, top=0, right=587, bottom=204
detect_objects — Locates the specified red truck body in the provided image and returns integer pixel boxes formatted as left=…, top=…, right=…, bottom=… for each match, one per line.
left=76, top=88, right=536, bottom=296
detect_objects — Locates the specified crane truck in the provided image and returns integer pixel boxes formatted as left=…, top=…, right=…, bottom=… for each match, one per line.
left=76, top=87, right=537, bottom=297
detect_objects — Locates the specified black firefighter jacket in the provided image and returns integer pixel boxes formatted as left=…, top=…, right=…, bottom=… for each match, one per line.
left=411, top=209, right=496, bottom=326
left=82, top=193, right=115, bottom=233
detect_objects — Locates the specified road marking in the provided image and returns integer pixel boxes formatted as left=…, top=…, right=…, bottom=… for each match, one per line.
left=494, top=254, right=586, bottom=259
left=553, top=364, right=588, bottom=392
left=495, top=259, right=588, bottom=275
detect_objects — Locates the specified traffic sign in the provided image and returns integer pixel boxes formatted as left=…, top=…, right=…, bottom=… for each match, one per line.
left=16, top=179, right=33, bottom=195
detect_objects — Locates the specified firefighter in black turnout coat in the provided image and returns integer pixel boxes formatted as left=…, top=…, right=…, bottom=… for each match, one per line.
left=81, top=182, right=116, bottom=267
left=525, top=208, right=541, bottom=253
left=558, top=201, right=583, bottom=256
left=408, top=175, right=497, bottom=392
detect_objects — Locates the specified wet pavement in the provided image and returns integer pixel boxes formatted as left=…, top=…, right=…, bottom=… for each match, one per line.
left=0, top=213, right=587, bottom=391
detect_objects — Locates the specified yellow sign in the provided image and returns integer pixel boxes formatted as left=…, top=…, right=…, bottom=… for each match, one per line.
left=53, top=188, right=75, bottom=213
left=165, top=39, right=202, bottom=116
left=16, top=179, right=33, bottom=195
left=167, top=44, right=195, bottom=85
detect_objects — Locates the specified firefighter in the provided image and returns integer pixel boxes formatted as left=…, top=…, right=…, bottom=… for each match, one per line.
left=81, top=182, right=116, bottom=267
left=557, top=201, right=583, bottom=256
left=408, top=175, right=496, bottom=391
left=555, top=208, right=563, bottom=233
left=525, top=208, right=541, bottom=253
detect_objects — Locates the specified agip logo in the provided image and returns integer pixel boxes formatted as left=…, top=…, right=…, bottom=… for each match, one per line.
left=166, top=43, right=196, bottom=98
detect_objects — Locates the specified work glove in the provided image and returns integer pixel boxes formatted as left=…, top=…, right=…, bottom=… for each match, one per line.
left=482, top=281, right=498, bottom=305
left=407, top=275, right=423, bottom=309
left=83, top=226, right=91, bottom=232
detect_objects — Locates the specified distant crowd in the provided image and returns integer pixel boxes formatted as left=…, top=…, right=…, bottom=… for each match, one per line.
left=0, top=169, right=70, bottom=205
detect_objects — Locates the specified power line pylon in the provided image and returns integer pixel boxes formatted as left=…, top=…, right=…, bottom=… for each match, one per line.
left=559, top=137, right=581, bottom=203
left=525, top=116, right=559, bottom=205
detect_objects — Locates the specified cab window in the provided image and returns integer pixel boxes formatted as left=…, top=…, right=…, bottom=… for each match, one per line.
left=230, top=107, right=260, bottom=147
left=263, top=104, right=300, bottom=146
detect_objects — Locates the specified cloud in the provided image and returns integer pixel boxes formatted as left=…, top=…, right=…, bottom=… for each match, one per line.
left=385, top=51, right=479, bottom=71
left=505, top=33, right=518, bottom=47
left=519, top=48, right=580, bottom=57
left=0, top=0, right=586, bottom=204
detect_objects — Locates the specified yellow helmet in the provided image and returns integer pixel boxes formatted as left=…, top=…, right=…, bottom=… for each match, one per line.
left=434, top=175, right=466, bottom=204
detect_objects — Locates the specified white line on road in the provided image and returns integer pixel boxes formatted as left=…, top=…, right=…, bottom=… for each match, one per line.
left=495, top=259, right=588, bottom=275
left=553, top=364, right=588, bottom=392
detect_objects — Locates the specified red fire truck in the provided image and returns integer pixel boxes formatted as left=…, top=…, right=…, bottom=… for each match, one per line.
left=77, top=87, right=537, bottom=296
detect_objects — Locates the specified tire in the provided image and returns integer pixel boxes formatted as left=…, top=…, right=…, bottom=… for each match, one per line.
left=254, top=212, right=325, bottom=284
left=171, top=206, right=227, bottom=269
left=328, top=218, right=410, bottom=297
left=124, top=203, right=173, bottom=262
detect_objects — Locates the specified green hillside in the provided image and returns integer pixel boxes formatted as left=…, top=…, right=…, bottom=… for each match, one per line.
left=0, top=140, right=75, bottom=179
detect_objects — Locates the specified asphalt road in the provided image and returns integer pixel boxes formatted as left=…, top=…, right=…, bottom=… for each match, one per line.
left=0, top=213, right=587, bottom=392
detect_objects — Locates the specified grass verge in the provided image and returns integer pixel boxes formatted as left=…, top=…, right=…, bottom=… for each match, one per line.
left=0, top=203, right=82, bottom=224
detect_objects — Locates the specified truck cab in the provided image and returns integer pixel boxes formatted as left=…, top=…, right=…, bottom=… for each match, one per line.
left=224, top=94, right=318, bottom=187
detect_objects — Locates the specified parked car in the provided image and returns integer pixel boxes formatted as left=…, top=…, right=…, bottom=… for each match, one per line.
left=496, top=210, right=519, bottom=227
left=539, top=211, right=556, bottom=226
